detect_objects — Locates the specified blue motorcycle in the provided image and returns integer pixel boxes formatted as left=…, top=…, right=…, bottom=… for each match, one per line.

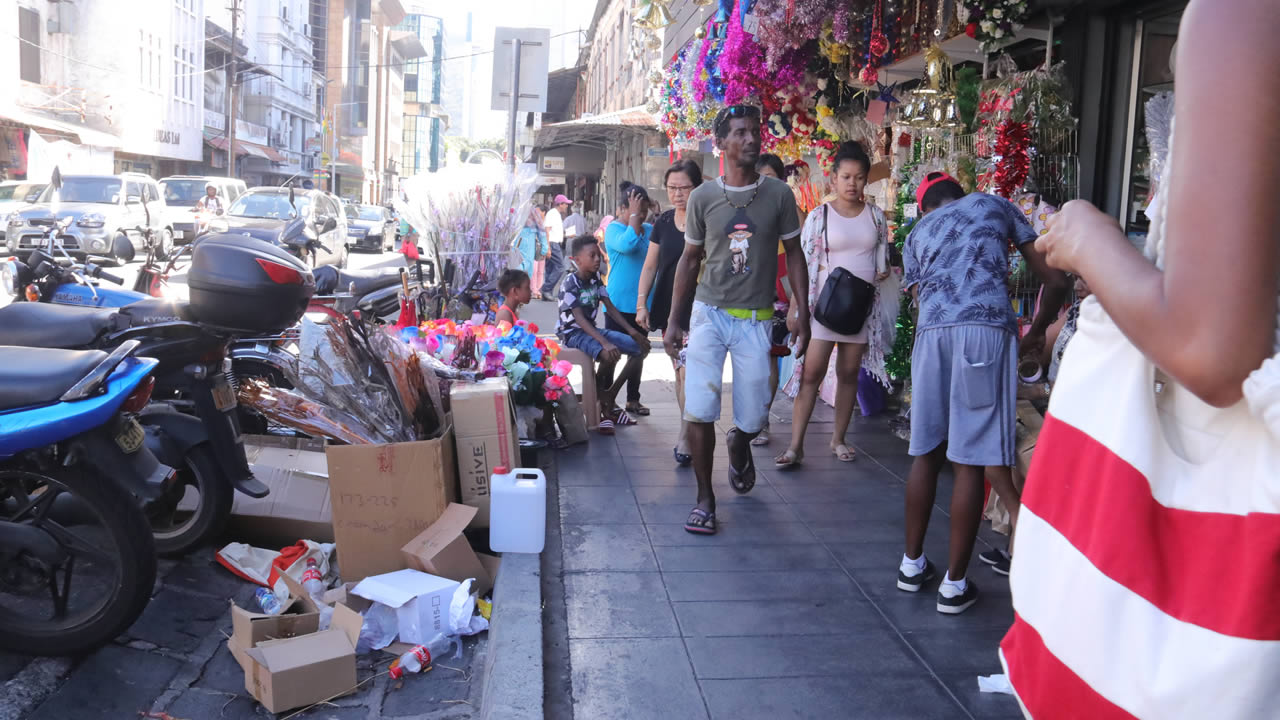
left=0, top=339, right=171, bottom=655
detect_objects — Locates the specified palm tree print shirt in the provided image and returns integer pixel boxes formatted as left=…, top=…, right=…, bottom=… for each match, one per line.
left=902, top=193, right=1038, bottom=335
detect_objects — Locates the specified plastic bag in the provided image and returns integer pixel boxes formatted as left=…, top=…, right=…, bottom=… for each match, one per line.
left=357, top=603, right=400, bottom=653
left=448, top=579, right=490, bottom=637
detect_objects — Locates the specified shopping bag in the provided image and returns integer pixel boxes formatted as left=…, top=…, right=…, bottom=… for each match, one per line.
left=1002, top=298, right=1280, bottom=718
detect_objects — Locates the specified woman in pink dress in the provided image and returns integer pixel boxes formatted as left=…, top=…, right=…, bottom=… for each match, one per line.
left=776, top=142, right=896, bottom=467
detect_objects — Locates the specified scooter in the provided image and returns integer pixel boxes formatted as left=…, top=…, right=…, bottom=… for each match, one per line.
left=0, top=339, right=171, bottom=655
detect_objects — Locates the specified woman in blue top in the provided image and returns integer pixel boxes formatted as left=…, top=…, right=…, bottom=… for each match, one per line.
left=602, top=181, right=655, bottom=418
left=513, top=207, right=548, bottom=277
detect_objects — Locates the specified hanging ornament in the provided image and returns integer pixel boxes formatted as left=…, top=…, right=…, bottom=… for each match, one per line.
left=648, top=69, right=664, bottom=86
left=645, top=33, right=662, bottom=50
left=693, top=0, right=715, bottom=5
left=694, top=24, right=707, bottom=39
left=868, top=0, right=888, bottom=57
left=859, top=64, right=879, bottom=86
left=634, top=0, right=674, bottom=31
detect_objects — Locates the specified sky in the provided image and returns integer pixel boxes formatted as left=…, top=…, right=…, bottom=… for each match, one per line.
left=408, top=0, right=598, bottom=138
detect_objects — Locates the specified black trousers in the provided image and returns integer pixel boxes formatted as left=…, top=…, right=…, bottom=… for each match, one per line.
left=599, top=311, right=644, bottom=404
left=541, top=243, right=564, bottom=296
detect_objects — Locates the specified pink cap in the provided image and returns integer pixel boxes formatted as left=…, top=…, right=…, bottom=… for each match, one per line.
left=554, top=194, right=571, bottom=205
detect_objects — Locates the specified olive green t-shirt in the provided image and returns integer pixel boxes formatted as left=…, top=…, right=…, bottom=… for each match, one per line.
left=685, top=176, right=800, bottom=311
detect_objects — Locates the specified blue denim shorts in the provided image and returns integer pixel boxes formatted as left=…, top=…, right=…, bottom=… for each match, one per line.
left=560, top=327, right=642, bottom=360
left=682, top=301, right=773, bottom=433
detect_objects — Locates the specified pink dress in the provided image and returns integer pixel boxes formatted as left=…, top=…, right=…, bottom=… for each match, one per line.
left=811, top=204, right=878, bottom=344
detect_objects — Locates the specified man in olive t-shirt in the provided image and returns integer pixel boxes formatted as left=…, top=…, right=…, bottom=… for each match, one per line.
left=663, top=104, right=811, bottom=536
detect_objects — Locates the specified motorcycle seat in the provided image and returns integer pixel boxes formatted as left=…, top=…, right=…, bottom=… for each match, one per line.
left=314, top=265, right=402, bottom=296
left=118, top=298, right=194, bottom=325
left=0, top=303, right=120, bottom=349
left=0, top=346, right=108, bottom=410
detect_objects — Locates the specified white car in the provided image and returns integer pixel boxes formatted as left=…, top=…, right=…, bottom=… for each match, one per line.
left=159, top=176, right=248, bottom=244
left=0, top=180, right=47, bottom=248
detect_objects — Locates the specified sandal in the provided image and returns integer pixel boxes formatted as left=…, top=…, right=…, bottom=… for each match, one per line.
left=626, top=402, right=651, bottom=416
left=774, top=448, right=804, bottom=470
left=597, top=418, right=615, bottom=435
left=726, top=429, right=756, bottom=495
left=683, top=507, right=717, bottom=535
left=751, top=425, right=771, bottom=446
left=673, top=447, right=692, bottom=467
left=832, top=444, right=857, bottom=462
left=612, top=408, right=638, bottom=426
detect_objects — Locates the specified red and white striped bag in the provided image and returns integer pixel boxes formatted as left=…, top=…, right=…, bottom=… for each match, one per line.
left=1000, top=293, right=1280, bottom=718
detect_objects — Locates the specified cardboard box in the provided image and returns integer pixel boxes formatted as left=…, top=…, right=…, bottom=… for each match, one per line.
left=400, top=503, right=494, bottom=595
left=450, top=379, right=519, bottom=527
left=325, top=427, right=457, bottom=582
left=351, top=569, right=460, bottom=645
left=232, top=435, right=333, bottom=543
left=227, top=573, right=322, bottom=671
left=243, top=603, right=363, bottom=713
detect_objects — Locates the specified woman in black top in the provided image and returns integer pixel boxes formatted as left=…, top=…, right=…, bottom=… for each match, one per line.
left=636, top=159, right=703, bottom=466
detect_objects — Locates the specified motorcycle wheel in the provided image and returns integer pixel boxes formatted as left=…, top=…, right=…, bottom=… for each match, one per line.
left=148, top=443, right=232, bottom=557
left=0, top=466, right=157, bottom=656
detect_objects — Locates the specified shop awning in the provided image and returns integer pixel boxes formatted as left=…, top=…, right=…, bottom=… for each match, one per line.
left=0, top=104, right=121, bottom=148
left=534, top=106, right=661, bottom=149
left=204, top=132, right=288, bottom=163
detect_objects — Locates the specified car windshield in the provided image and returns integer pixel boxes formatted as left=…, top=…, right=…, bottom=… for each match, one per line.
left=357, top=206, right=385, bottom=221
left=0, top=184, right=45, bottom=202
left=229, top=192, right=310, bottom=219
left=38, top=178, right=122, bottom=204
left=160, top=179, right=208, bottom=205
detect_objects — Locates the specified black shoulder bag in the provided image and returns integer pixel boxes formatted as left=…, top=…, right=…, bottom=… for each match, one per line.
left=813, top=204, right=877, bottom=336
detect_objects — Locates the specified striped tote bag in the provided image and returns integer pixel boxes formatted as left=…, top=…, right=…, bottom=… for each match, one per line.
left=1000, top=296, right=1280, bottom=718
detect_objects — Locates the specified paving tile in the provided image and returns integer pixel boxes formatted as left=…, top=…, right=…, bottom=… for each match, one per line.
left=638, top=501, right=801, bottom=525
left=30, top=645, right=182, bottom=720
left=163, top=690, right=269, bottom=720
left=685, top=630, right=920, bottom=679
left=645, top=522, right=817, bottom=547
left=902, top=627, right=1011, bottom=674
left=768, top=477, right=905, bottom=504
left=672, top=598, right=879, bottom=637
left=161, top=549, right=250, bottom=601
left=557, top=457, right=633, bottom=486
left=633, top=483, right=786, bottom=506
left=559, top=486, right=642, bottom=524
left=852, top=568, right=1016, bottom=631
left=662, top=570, right=856, bottom=602
left=759, top=466, right=898, bottom=486
left=192, top=642, right=248, bottom=695
left=565, top=572, right=680, bottom=639
left=828, top=540, right=951, bottom=574
left=571, top=638, right=708, bottom=720
left=562, top=524, right=657, bottom=572
left=700, top=676, right=959, bottom=720
left=655, top=544, right=837, bottom=572
left=121, top=587, right=228, bottom=653
left=939, top=671, right=1024, bottom=720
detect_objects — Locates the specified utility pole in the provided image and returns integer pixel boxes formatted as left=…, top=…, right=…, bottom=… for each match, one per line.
left=226, top=0, right=239, bottom=178
left=506, top=38, right=522, bottom=170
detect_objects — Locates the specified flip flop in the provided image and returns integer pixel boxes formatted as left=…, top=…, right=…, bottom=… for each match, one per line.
left=726, top=429, right=756, bottom=495
left=774, top=448, right=804, bottom=470
left=832, top=444, right=857, bottom=462
left=612, top=408, right=638, bottom=426
left=683, top=507, right=717, bottom=535
left=751, top=426, right=771, bottom=446
left=626, top=402, right=651, bottom=416
left=597, top=419, right=615, bottom=435
left=673, top=447, right=692, bottom=467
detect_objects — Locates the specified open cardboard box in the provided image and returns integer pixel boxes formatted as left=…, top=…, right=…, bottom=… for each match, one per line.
left=450, top=379, right=519, bottom=528
left=351, top=569, right=460, bottom=646
left=400, top=503, right=496, bottom=596
left=227, top=574, right=364, bottom=713
left=232, top=435, right=333, bottom=544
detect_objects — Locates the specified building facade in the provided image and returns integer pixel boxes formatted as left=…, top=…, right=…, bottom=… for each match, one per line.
left=1, top=0, right=207, bottom=180
left=397, top=11, right=445, bottom=176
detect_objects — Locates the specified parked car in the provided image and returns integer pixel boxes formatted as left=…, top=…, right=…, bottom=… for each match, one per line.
left=209, top=187, right=348, bottom=267
left=158, top=176, right=247, bottom=244
left=4, top=173, right=171, bottom=263
left=344, top=203, right=397, bottom=253
left=0, top=180, right=47, bottom=248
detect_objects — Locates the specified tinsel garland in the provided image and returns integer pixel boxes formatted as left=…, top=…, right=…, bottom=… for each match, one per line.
left=885, top=137, right=922, bottom=381
left=992, top=120, right=1030, bottom=199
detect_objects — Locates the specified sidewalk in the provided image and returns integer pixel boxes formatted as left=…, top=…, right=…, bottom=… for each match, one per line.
left=552, top=373, right=1021, bottom=720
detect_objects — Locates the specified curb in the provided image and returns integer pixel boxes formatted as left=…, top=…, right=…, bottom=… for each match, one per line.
left=479, top=551, right=543, bottom=720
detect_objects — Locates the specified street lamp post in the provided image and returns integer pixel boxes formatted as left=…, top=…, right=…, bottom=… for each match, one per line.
left=330, top=100, right=363, bottom=197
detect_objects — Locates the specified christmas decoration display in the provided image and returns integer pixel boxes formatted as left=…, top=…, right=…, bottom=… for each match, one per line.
left=407, top=319, right=572, bottom=407
left=964, top=0, right=1029, bottom=51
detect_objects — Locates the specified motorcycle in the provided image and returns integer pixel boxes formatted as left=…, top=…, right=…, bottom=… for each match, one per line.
left=1, top=226, right=313, bottom=555
left=0, top=339, right=170, bottom=655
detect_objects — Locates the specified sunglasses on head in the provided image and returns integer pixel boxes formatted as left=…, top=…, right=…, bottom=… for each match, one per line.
left=716, top=104, right=761, bottom=132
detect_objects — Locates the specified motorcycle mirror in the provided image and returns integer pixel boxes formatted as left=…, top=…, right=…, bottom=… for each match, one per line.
left=321, top=216, right=337, bottom=233
left=288, top=186, right=296, bottom=207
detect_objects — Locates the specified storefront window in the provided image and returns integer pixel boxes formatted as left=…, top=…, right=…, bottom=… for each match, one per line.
left=1121, top=8, right=1182, bottom=238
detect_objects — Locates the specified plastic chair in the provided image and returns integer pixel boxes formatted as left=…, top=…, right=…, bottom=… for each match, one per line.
left=556, top=347, right=599, bottom=430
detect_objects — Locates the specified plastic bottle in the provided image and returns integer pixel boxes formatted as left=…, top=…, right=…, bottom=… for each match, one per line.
left=255, top=587, right=283, bottom=615
left=489, top=466, right=547, bottom=553
left=388, top=633, right=455, bottom=680
left=301, top=557, right=325, bottom=599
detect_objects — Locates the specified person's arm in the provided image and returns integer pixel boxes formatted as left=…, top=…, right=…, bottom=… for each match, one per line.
left=1008, top=202, right=1071, bottom=359
left=572, top=305, right=621, bottom=363
left=778, top=190, right=810, bottom=357
left=606, top=212, right=650, bottom=257
left=635, top=240, right=662, bottom=330
left=1036, top=2, right=1280, bottom=407
left=602, top=295, right=651, bottom=352
left=664, top=243, right=703, bottom=359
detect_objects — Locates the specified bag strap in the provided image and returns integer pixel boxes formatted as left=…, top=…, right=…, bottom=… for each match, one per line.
left=822, top=204, right=829, bottom=268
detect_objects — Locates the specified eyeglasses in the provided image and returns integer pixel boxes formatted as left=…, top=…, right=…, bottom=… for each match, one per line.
left=665, top=184, right=694, bottom=193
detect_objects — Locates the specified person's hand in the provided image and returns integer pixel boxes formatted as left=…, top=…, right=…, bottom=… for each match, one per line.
left=627, top=189, right=646, bottom=218
left=600, top=343, right=622, bottom=364
left=792, top=318, right=811, bottom=359
left=631, top=331, right=652, bottom=353
left=1035, top=199, right=1122, bottom=274
left=875, top=270, right=890, bottom=282
left=663, top=326, right=684, bottom=361
left=785, top=308, right=799, bottom=335
left=1019, top=328, right=1047, bottom=360
left=635, top=307, right=650, bottom=330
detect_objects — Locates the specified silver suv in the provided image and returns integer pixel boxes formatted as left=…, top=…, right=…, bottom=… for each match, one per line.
left=4, top=172, right=172, bottom=263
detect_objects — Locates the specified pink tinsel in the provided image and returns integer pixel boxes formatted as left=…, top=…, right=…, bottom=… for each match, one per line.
left=720, top=3, right=810, bottom=105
